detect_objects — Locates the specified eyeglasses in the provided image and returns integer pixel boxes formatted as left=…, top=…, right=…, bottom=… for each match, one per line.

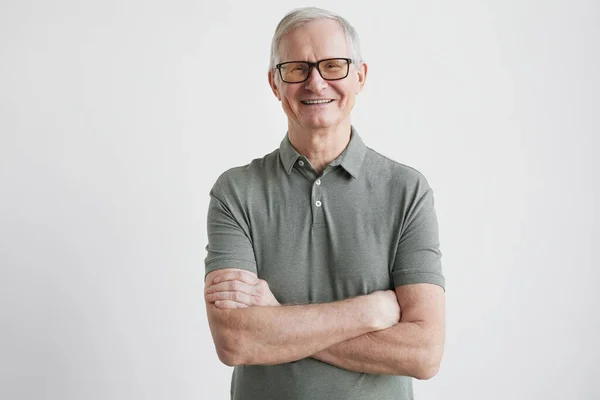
left=275, top=58, right=353, bottom=83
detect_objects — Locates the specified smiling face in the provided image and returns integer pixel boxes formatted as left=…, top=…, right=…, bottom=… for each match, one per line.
left=268, top=18, right=367, bottom=133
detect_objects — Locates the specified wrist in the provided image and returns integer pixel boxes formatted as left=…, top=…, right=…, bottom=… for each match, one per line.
left=351, top=294, right=380, bottom=331
left=312, top=346, right=332, bottom=361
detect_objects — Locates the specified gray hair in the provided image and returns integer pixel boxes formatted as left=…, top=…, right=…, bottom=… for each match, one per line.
left=269, top=7, right=363, bottom=71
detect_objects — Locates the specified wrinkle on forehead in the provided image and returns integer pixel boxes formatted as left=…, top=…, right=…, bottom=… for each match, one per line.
left=277, top=19, right=351, bottom=63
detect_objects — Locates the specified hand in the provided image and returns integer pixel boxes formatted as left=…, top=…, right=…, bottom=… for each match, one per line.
left=205, top=270, right=280, bottom=309
left=367, top=290, right=401, bottom=331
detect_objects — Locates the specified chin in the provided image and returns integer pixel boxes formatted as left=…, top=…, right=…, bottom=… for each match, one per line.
left=300, top=116, right=339, bottom=129
left=301, top=121, right=333, bottom=130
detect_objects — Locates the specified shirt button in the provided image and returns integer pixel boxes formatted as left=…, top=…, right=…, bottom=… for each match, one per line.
left=315, top=200, right=322, bottom=207
left=298, top=160, right=304, bottom=167
left=315, top=179, right=321, bottom=185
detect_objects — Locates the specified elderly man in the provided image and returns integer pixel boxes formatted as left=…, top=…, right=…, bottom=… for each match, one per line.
left=204, top=7, right=445, bottom=400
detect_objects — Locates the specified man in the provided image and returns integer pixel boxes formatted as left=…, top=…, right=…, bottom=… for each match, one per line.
left=204, top=7, right=445, bottom=400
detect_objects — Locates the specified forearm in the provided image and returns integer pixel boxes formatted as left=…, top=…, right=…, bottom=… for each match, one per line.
left=311, top=321, right=443, bottom=379
left=207, top=295, right=380, bottom=366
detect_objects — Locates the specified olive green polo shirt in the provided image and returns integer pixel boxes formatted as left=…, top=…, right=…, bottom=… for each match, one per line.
left=205, top=126, right=444, bottom=400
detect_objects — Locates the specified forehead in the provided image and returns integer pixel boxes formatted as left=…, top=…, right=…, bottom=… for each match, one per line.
left=278, top=18, right=350, bottom=62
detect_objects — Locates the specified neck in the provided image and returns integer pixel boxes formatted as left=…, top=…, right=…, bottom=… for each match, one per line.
left=287, top=121, right=352, bottom=175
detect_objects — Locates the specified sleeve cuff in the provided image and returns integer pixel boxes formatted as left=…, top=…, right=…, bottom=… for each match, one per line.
left=204, top=259, right=258, bottom=280
left=392, top=271, right=445, bottom=291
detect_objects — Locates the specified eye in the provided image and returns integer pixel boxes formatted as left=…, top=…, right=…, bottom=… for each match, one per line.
left=293, top=65, right=307, bottom=72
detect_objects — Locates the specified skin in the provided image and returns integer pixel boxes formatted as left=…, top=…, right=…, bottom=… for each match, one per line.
left=204, top=269, right=402, bottom=365
left=204, top=269, right=444, bottom=378
left=205, top=269, right=280, bottom=308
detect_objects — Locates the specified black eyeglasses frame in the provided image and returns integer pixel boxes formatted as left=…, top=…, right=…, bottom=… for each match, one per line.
left=275, top=58, right=353, bottom=83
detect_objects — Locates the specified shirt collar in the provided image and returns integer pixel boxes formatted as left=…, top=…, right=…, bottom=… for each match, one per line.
left=278, top=133, right=301, bottom=175
left=278, top=126, right=367, bottom=179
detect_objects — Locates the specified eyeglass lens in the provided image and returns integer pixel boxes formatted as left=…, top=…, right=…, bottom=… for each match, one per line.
left=279, top=59, right=349, bottom=83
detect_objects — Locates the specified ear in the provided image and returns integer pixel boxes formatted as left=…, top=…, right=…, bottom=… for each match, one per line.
left=268, top=70, right=281, bottom=101
left=355, top=61, right=368, bottom=94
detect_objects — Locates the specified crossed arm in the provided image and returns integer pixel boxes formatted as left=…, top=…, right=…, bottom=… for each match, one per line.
left=204, top=268, right=445, bottom=379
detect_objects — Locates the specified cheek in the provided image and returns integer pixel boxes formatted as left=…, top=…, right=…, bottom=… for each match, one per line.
left=281, top=92, right=301, bottom=115
left=334, top=84, right=357, bottom=106
left=284, top=97, right=299, bottom=112
left=339, top=93, right=355, bottom=109
left=281, top=89, right=298, bottom=105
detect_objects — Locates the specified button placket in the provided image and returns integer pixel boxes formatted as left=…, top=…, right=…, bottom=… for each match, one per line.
left=311, top=175, right=325, bottom=226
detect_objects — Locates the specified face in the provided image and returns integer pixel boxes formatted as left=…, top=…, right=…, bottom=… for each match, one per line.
left=268, top=19, right=367, bottom=132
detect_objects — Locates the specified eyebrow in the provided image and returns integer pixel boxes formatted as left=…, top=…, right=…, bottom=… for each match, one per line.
left=277, top=57, right=350, bottom=64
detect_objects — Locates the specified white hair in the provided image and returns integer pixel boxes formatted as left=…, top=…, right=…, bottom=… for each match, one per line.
left=269, top=7, right=363, bottom=71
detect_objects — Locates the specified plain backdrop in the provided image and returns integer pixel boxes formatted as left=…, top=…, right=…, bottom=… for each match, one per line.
left=1, top=0, right=599, bottom=399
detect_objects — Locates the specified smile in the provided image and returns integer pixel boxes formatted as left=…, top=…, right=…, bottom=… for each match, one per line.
left=301, top=99, right=334, bottom=105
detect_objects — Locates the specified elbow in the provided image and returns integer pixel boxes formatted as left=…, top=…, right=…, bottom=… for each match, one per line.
left=413, top=360, right=440, bottom=380
left=216, top=345, right=243, bottom=367
left=214, top=331, right=250, bottom=367
left=215, top=336, right=248, bottom=366
left=208, top=308, right=250, bottom=366
left=413, top=343, right=444, bottom=380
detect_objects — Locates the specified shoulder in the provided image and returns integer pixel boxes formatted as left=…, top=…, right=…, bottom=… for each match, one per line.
left=363, top=147, right=433, bottom=197
left=211, top=148, right=280, bottom=200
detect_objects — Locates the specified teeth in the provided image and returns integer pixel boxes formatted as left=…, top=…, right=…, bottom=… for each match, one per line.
left=302, top=99, right=332, bottom=104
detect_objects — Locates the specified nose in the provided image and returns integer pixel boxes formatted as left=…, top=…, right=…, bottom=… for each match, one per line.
left=304, top=66, right=327, bottom=92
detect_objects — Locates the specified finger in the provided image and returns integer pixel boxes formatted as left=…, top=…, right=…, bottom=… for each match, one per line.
left=205, top=280, right=256, bottom=296
left=215, top=300, right=249, bottom=309
left=206, top=291, right=255, bottom=306
left=212, top=270, right=258, bottom=285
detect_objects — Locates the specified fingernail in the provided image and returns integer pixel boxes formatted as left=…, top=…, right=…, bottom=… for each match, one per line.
left=213, top=278, right=220, bottom=283
left=215, top=301, right=221, bottom=306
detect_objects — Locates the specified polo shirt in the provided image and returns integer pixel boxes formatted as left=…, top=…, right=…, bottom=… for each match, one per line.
left=205, top=126, right=444, bottom=400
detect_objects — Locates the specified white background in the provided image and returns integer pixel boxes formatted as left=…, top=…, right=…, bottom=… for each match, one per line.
left=1, top=0, right=599, bottom=399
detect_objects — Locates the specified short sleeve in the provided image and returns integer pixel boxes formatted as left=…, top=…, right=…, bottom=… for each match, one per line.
left=391, top=186, right=445, bottom=290
left=204, top=183, right=257, bottom=279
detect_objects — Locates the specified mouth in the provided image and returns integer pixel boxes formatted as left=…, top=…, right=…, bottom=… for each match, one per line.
left=301, top=99, right=334, bottom=105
